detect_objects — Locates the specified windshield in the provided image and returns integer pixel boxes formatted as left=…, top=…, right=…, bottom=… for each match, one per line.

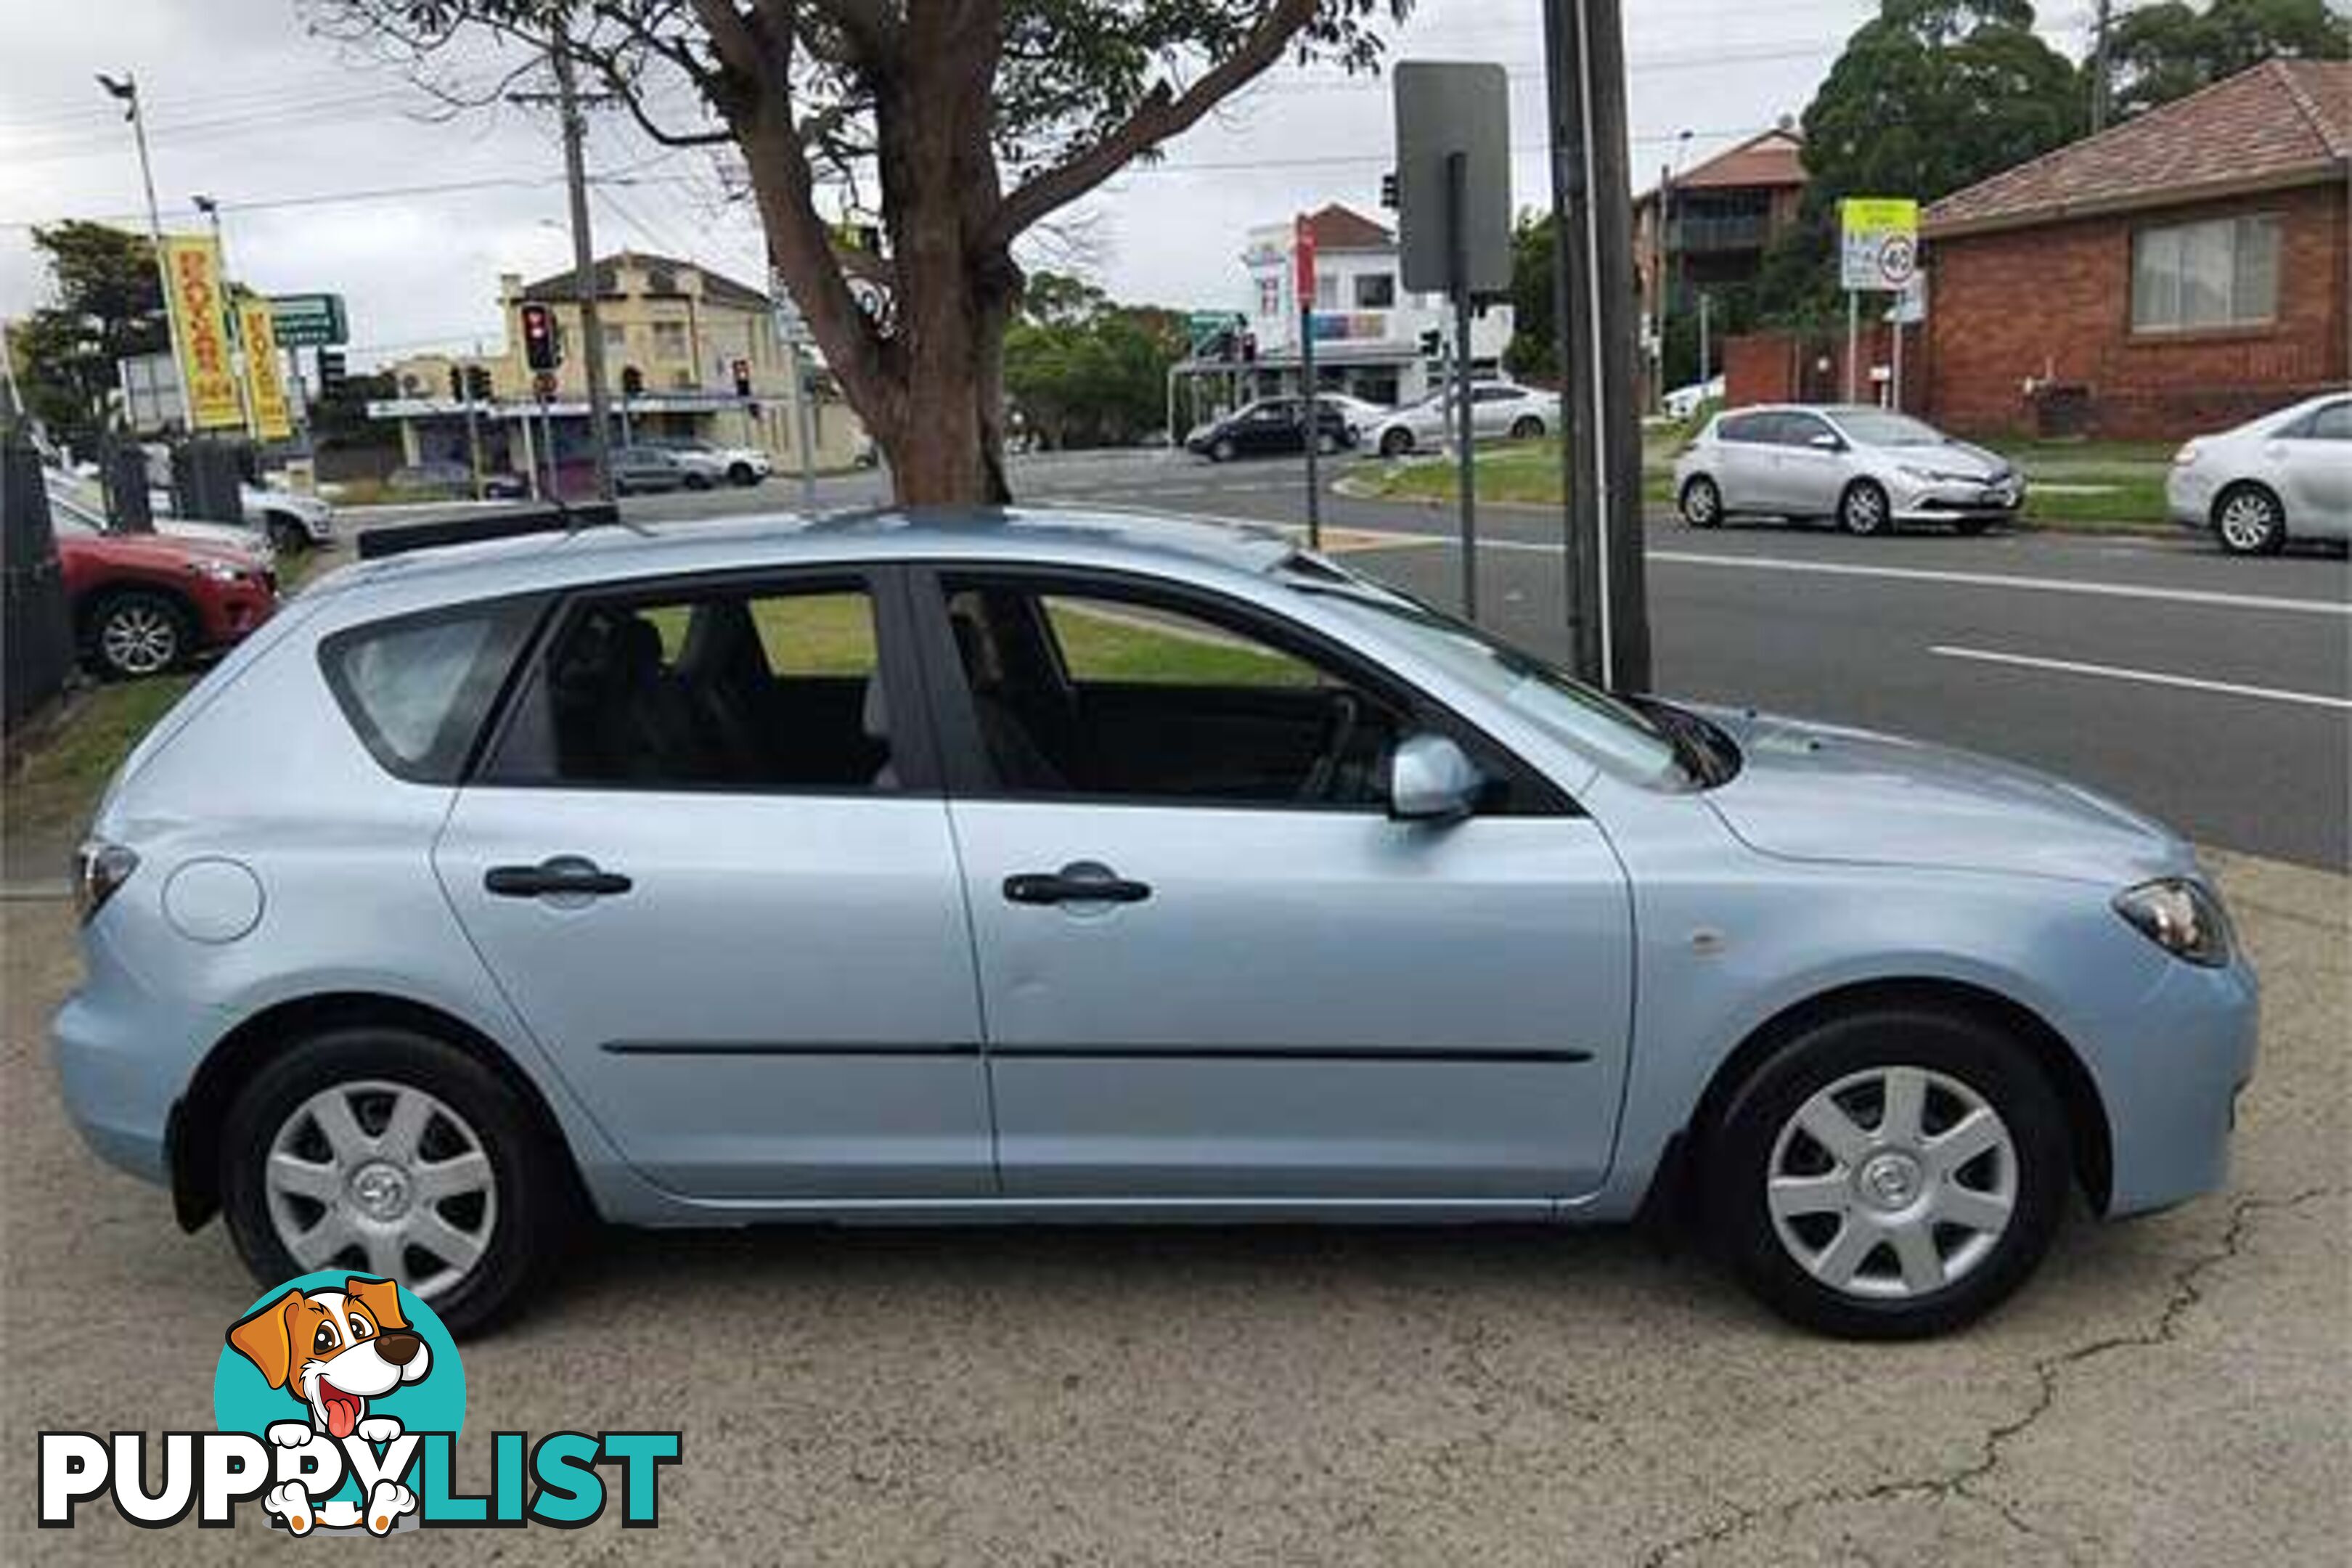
left=1831, top=409, right=1947, bottom=446
left=1298, top=580, right=1686, bottom=787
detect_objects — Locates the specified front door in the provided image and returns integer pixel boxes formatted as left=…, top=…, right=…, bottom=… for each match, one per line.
left=2276, top=399, right=2351, bottom=536
left=433, top=569, right=995, bottom=1200
left=1771, top=410, right=1850, bottom=517
left=913, top=569, right=1635, bottom=1201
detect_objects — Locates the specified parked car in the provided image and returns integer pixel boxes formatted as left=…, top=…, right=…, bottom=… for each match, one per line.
left=1315, top=393, right=1392, bottom=448
left=1664, top=375, right=1726, bottom=422
left=2166, top=391, right=2350, bottom=555
left=56, top=510, right=2252, bottom=1339
left=1187, top=397, right=1355, bottom=462
left=386, top=462, right=532, bottom=501
left=241, top=483, right=336, bottom=552
left=1676, top=405, right=2024, bottom=536
left=1368, top=382, right=1559, bottom=458
left=48, top=505, right=276, bottom=678
left=651, top=437, right=772, bottom=489
left=609, top=445, right=689, bottom=494
left=43, top=475, right=275, bottom=565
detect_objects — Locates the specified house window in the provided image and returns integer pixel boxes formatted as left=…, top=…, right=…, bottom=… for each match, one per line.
left=652, top=321, right=690, bottom=359
left=2131, top=215, right=2280, bottom=332
left=601, top=322, right=627, bottom=353
left=1256, top=276, right=1281, bottom=317
left=1313, top=273, right=1339, bottom=310
left=1354, top=273, right=1396, bottom=309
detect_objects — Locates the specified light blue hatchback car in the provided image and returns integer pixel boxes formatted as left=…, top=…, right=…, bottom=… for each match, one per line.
left=54, top=510, right=2256, bottom=1337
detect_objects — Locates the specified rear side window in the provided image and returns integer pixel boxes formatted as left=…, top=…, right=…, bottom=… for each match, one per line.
left=1715, top=412, right=1768, bottom=443
left=321, top=600, right=541, bottom=783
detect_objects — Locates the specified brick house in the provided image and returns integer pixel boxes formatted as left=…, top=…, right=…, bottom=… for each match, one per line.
left=1919, top=60, right=2348, bottom=441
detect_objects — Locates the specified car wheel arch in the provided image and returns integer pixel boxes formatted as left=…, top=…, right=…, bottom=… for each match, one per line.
left=1649, top=975, right=2113, bottom=1231
left=168, top=989, right=592, bottom=1234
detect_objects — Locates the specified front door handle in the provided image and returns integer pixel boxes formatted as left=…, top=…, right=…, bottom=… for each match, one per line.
left=485, top=856, right=633, bottom=899
left=1003, top=860, right=1151, bottom=907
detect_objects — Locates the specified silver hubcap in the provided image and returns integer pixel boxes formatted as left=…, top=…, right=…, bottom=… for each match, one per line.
left=1845, top=487, right=1885, bottom=531
left=264, top=1081, right=497, bottom=1299
left=1687, top=483, right=1717, bottom=522
left=1767, top=1066, right=2017, bottom=1300
left=2219, top=494, right=2275, bottom=550
left=101, top=605, right=176, bottom=674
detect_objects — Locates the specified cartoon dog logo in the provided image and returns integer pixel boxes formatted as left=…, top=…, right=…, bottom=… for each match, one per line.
left=226, top=1276, right=429, bottom=1534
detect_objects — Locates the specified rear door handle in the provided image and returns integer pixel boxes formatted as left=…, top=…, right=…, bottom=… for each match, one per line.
left=1003, top=861, right=1151, bottom=907
left=485, top=856, right=633, bottom=899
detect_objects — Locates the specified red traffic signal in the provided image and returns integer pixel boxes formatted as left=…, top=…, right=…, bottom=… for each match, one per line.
left=730, top=358, right=752, bottom=399
left=520, top=301, right=560, bottom=372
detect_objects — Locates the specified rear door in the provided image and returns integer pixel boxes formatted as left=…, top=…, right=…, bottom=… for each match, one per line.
left=431, top=567, right=995, bottom=1201
left=912, top=567, right=1635, bottom=1202
left=1710, top=412, right=1776, bottom=511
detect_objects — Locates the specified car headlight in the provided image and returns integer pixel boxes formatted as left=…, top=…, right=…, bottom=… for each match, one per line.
left=2171, top=441, right=2202, bottom=468
left=1896, top=464, right=1937, bottom=483
left=188, top=559, right=246, bottom=583
left=2113, top=878, right=2233, bottom=967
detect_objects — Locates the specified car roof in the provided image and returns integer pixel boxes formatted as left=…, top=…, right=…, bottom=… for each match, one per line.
left=311, top=506, right=1305, bottom=614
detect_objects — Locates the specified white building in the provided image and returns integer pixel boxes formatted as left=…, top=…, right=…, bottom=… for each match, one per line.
left=1237, top=203, right=1516, bottom=407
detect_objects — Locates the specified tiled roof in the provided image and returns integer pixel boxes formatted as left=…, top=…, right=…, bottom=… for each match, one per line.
left=520, top=252, right=770, bottom=311
left=1924, top=60, right=2352, bottom=237
left=1303, top=203, right=1394, bottom=251
left=1637, top=127, right=1807, bottom=206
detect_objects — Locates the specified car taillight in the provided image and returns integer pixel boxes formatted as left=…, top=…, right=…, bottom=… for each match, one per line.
left=74, top=838, right=139, bottom=924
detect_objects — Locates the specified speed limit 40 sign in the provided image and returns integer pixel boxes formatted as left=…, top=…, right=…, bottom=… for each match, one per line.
left=1840, top=197, right=1919, bottom=292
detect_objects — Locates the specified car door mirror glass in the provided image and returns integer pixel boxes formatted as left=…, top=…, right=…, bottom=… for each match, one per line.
left=1387, top=732, right=1483, bottom=822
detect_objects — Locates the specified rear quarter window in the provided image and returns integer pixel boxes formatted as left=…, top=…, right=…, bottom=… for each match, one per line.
left=319, top=598, right=542, bottom=783
left=1715, top=412, right=1767, bottom=443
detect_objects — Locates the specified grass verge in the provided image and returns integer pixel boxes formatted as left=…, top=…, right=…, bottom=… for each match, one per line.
left=4, top=677, right=194, bottom=871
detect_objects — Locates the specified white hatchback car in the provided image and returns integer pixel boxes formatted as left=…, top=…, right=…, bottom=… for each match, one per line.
left=2166, top=392, right=2351, bottom=555
left=1676, top=406, right=2023, bottom=536
left=1369, top=383, right=1559, bottom=458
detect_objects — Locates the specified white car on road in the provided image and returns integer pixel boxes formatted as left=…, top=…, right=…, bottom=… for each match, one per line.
left=241, top=484, right=335, bottom=552
left=1675, top=405, right=2023, bottom=536
left=1368, top=383, right=1559, bottom=458
left=2166, top=392, right=2350, bottom=555
left=652, top=437, right=772, bottom=489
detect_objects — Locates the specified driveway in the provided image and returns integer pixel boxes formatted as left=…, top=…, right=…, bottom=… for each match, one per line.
left=3, top=849, right=2342, bottom=1564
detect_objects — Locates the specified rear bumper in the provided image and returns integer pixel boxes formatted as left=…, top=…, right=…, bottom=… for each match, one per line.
left=52, top=918, right=225, bottom=1189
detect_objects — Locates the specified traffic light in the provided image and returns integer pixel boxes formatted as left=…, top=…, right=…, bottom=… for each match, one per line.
left=519, top=302, right=560, bottom=372
left=448, top=365, right=465, bottom=403
left=731, top=358, right=752, bottom=399
left=1379, top=171, right=1399, bottom=210
left=621, top=364, right=644, bottom=399
left=1419, top=328, right=1442, bottom=358
left=317, top=350, right=347, bottom=399
left=1241, top=333, right=1257, bottom=364
left=465, top=364, right=493, bottom=401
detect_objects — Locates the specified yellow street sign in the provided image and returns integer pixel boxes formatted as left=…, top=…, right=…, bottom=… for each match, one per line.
left=238, top=300, right=295, bottom=441
left=159, top=234, right=244, bottom=430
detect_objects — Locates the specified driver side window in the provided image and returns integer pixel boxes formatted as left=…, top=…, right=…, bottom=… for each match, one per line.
left=934, top=578, right=1399, bottom=808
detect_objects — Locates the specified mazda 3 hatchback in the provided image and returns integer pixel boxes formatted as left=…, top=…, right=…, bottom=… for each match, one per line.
left=54, top=510, right=2255, bottom=1338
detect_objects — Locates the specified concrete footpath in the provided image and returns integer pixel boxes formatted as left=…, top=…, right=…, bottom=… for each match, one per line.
left=1, top=850, right=2343, bottom=1565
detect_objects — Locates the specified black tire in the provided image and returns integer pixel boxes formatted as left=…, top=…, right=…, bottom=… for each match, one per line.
left=219, top=1026, right=576, bottom=1339
left=1680, top=475, right=1724, bottom=528
left=1211, top=437, right=1237, bottom=463
left=683, top=472, right=714, bottom=491
left=1702, top=1005, right=2070, bottom=1339
left=1379, top=428, right=1413, bottom=460
left=1839, top=478, right=1892, bottom=536
left=728, top=462, right=758, bottom=486
left=85, top=590, right=192, bottom=679
left=1509, top=416, right=1545, bottom=440
left=2212, top=483, right=2286, bottom=556
left=267, top=516, right=309, bottom=555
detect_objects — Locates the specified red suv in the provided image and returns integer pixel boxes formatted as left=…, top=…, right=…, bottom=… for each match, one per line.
left=50, top=513, right=278, bottom=679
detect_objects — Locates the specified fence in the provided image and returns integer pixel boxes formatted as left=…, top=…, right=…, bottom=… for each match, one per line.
left=2, top=431, right=75, bottom=735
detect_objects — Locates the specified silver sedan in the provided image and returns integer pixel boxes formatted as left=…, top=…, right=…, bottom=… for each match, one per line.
left=1676, top=405, right=2024, bottom=536
left=2167, top=392, right=2351, bottom=555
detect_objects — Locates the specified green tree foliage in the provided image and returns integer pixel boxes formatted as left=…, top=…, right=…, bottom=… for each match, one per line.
left=1503, top=211, right=1556, bottom=383
left=15, top=221, right=168, bottom=454
left=2104, top=0, right=2350, bottom=121
left=1756, top=0, right=2083, bottom=325
left=1003, top=271, right=1187, bottom=449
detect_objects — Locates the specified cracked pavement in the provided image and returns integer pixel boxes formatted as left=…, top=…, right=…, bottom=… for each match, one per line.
left=4, top=848, right=2344, bottom=1564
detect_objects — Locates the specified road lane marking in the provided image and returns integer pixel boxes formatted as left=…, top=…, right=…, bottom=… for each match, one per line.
left=1931, top=645, right=2352, bottom=711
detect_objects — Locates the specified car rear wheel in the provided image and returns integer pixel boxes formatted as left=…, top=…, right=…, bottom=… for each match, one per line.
left=2213, top=483, right=2286, bottom=555
left=1839, top=479, right=1892, bottom=536
left=1704, top=1005, right=2069, bottom=1339
left=1681, top=475, right=1723, bottom=528
left=220, top=1026, right=575, bottom=1338
left=268, top=516, right=309, bottom=555
left=88, top=591, right=189, bottom=679
left=1379, top=428, right=1413, bottom=459
left=1510, top=416, right=1545, bottom=440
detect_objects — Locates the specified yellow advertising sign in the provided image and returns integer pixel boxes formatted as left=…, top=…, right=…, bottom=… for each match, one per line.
left=237, top=300, right=294, bottom=441
left=160, top=234, right=244, bottom=429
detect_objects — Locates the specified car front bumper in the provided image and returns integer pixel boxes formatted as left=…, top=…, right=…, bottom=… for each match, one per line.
left=2166, top=465, right=2218, bottom=528
left=1887, top=474, right=2025, bottom=523
left=2082, top=947, right=2259, bottom=1217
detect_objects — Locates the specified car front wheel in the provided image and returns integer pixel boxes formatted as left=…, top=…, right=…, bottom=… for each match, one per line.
left=1510, top=416, right=1545, bottom=440
left=1681, top=475, right=1723, bottom=528
left=729, top=462, right=758, bottom=486
left=220, top=1026, right=574, bottom=1338
left=1839, top=479, right=1892, bottom=536
left=1379, top=428, right=1413, bottom=459
left=88, top=591, right=189, bottom=679
left=1211, top=437, right=1237, bottom=463
left=2213, top=483, right=2286, bottom=555
left=1704, top=1005, right=2069, bottom=1339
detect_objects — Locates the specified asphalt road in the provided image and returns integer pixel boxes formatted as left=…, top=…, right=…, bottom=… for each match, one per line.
left=619, top=449, right=2350, bottom=868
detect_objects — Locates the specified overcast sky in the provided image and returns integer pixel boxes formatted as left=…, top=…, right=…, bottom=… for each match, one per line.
left=0, top=0, right=2101, bottom=369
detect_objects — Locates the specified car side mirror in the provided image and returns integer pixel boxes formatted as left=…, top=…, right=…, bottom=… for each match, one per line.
left=1809, top=432, right=1844, bottom=451
left=1387, top=732, right=1484, bottom=822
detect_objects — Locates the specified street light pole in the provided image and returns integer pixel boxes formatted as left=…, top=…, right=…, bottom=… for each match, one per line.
left=97, top=72, right=195, bottom=434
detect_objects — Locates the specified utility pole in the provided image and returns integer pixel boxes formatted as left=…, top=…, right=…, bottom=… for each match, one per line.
left=549, top=40, right=616, bottom=502
left=1542, top=0, right=1650, bottom=693
left=2089, top=0, right=2115, bottom=134
left=97, top=73, right=194, bottom=435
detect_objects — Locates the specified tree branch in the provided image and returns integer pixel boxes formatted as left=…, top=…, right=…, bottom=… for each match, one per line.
left=987, top=0, right=1315, bottom=245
